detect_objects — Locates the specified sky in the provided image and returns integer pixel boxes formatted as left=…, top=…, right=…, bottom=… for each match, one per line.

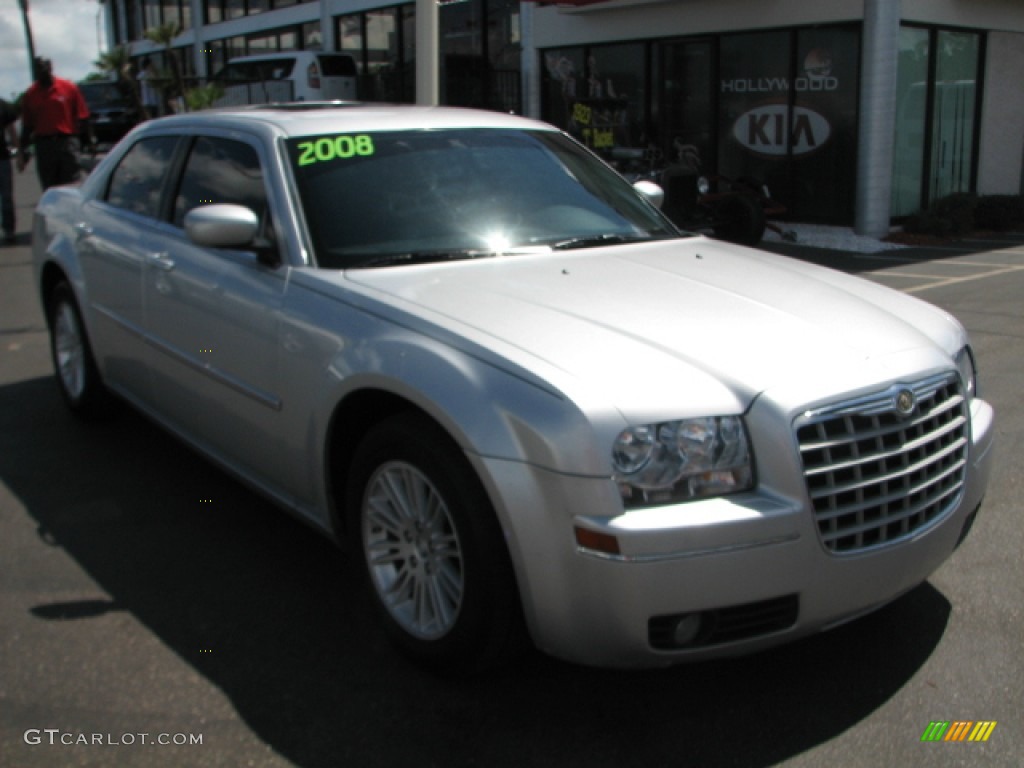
left=1, top=0, right=106, bottom=101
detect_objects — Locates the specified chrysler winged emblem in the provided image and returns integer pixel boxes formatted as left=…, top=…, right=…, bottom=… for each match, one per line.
left=895, top=388, right=916, bottom=416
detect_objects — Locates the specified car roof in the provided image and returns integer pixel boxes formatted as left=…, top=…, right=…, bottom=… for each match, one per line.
left=134, top=103, right=557, bottom=140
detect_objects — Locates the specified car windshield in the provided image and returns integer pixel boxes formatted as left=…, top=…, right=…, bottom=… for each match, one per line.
left=285, top=128, right=682, bottom=269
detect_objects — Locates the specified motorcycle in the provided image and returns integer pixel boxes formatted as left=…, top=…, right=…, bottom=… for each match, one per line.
left=615, top=141, right=793, bottom=247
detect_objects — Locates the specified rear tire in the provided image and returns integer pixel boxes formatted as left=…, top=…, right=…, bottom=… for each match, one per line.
left=47, top=282, right=116, bottom=419
left=346, top=413, right=523, bottom=673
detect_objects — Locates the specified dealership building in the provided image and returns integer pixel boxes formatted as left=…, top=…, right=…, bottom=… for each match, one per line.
left=104, top=0, right=1024, bottom=232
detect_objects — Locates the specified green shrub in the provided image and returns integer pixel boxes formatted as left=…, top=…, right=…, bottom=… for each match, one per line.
left=904, top=209, right=954, bottom=237
left=931, top=193, right=977, bottom=235
left=904, top=193, right=1024, bottom=238
left=184, top=83, right=224, bottom=112
left=974, top=195, right=1024, bottom=231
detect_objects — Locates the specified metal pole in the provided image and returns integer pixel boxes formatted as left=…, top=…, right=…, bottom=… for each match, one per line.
left=18, top=0, right=37, bottom=81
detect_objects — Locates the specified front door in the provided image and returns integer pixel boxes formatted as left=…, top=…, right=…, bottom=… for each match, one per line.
left=142, top=135, right=292, bottom=493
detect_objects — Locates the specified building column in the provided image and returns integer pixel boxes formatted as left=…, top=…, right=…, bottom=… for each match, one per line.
left=855, top=0, right=901, bottom=237
left=416, top=0, right=439, bottom=105
left=190, top=0, right=206, bottom=77
left=520, top=1, right=540, bottom=118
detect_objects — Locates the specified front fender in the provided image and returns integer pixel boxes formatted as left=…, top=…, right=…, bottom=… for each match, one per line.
left=320, top=326, right=605, bottom=477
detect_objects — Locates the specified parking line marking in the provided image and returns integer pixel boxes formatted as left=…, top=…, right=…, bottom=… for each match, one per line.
left=898, top=264, right=1024, bottom=293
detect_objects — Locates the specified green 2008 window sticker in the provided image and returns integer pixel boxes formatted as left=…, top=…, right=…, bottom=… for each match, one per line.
left=297, top=135, right=375, bottom=166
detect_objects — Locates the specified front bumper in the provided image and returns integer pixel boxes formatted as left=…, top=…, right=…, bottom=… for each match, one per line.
left=478, top=395, right=994, bottom=668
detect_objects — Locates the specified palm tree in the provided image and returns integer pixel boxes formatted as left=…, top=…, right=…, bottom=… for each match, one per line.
left=144, top=21, right=186, bottom=112
left=94, top=44, right=145, bottom=119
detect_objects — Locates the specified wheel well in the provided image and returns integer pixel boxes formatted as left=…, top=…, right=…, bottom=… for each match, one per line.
left=39, top=262, right=70, bottom=323
left=325, top=390, right=457, bottom=545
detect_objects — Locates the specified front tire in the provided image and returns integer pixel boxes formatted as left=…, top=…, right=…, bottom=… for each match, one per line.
left=347, top=413, right=522, bottom=673
left=47, top=282, right=115, bottom=419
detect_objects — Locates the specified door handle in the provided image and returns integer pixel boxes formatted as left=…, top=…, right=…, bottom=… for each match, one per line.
left=148, top=251, right=176, bottom=272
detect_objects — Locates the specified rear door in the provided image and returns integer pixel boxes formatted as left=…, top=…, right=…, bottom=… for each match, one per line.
left=76, top=134, right=182, bottom=403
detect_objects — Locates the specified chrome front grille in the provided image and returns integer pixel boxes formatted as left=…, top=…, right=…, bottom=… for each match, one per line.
left=795, top=373, right=968, bottom=555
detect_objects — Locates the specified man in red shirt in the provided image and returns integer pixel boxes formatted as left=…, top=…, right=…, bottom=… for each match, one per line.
left=17, top=57, right=96, bottom=190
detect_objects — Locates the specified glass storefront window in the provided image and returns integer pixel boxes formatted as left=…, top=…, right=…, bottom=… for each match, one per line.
left=718, top=31, right=791, bottom=205
left=247, top=34, right=275, bottom=52
left=204, top=0, right=220, bottom=24
left=302, top=22, right=322, bottom=50
left=440, top=0, right=483, bottom=106
left=144, top=0, right=161, bottom=30
left=338, top=16, right=364, bottom=56
left=930, top=30, right=979, bottom=200
left=159, top=0, right=179, bottom=29
left=892, top=26, right=981, bottom=216
left=540, top=44, right=642, bottom=157
left=487, top=0, right=520, bottom=70
left=892, top=26, right=929, bottom=216
left=542, top=47, right=585, bottom=138
left=657, top=39, right=713, bottom=166
left=228, top=36, right=246, bottom=60
left=367, top=9, right=401, bottom=101
left=486, top=0, right=521, bottom=113
left=336, top=7, right=415, bottom=104
left=793, top=26, right=859, bottom=221
left=401, top=5, right=416, bottom=102
left=581, top=43, right=645, bottom=154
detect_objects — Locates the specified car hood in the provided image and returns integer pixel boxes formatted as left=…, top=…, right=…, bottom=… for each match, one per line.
left=344, top=238, right=962, bottom=421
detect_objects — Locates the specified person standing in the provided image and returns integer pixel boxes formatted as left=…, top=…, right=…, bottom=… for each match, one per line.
left=138, top=57, right=161, bottom=119
left=0, top=97, right=18, bottom=244
left=17, top=57, right=96, bottom=190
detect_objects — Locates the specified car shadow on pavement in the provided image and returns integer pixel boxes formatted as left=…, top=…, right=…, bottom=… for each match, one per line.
left=1, top=375, right=953, bottom=768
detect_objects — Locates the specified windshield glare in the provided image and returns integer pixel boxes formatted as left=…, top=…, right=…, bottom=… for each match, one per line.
left=285, top=129, right=680, bottom=268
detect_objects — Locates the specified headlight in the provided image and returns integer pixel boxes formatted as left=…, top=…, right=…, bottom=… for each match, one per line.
left=612, top=416, right=754, bottom=507
left=697, top=176, right=711, bottom=196
left=955, top=345, right=978, bottom=399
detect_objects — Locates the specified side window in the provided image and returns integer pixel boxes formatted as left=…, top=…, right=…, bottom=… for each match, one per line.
left=172, top=137, right=268, bottom=230
left=105, top=136, right=179, bottom=218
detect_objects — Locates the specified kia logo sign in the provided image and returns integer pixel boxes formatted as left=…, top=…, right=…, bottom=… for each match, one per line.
left=732, top=105, right=831, bottom=157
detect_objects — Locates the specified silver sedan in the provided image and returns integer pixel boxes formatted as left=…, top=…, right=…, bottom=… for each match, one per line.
left=32, top=104, right=994, bottom=670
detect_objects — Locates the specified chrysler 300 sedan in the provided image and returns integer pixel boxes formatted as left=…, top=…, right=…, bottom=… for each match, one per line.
left=32, top=104, right=994, bottom=671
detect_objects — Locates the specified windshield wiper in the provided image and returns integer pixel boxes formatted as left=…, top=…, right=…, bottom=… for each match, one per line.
left=549, top=233, right=652, bottom=251
left=347, top=250, right=497, bottom=269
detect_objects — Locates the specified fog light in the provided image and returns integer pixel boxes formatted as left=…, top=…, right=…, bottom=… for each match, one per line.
left=672, top=614, right=702, bottom=646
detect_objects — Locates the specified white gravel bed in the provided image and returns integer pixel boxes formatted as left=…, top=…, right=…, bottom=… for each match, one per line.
left=763, top=222, right=909, bottom=253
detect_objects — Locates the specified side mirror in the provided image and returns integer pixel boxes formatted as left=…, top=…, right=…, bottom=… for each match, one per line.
left=184, top=204, right=260, bottom=248
left=184, top=204, right=280, bottom=267
left=633, top=180, right=665, bottom=210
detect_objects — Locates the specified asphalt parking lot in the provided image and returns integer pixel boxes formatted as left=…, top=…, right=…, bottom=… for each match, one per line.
left=2, top=164, right=1022, bottom=767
